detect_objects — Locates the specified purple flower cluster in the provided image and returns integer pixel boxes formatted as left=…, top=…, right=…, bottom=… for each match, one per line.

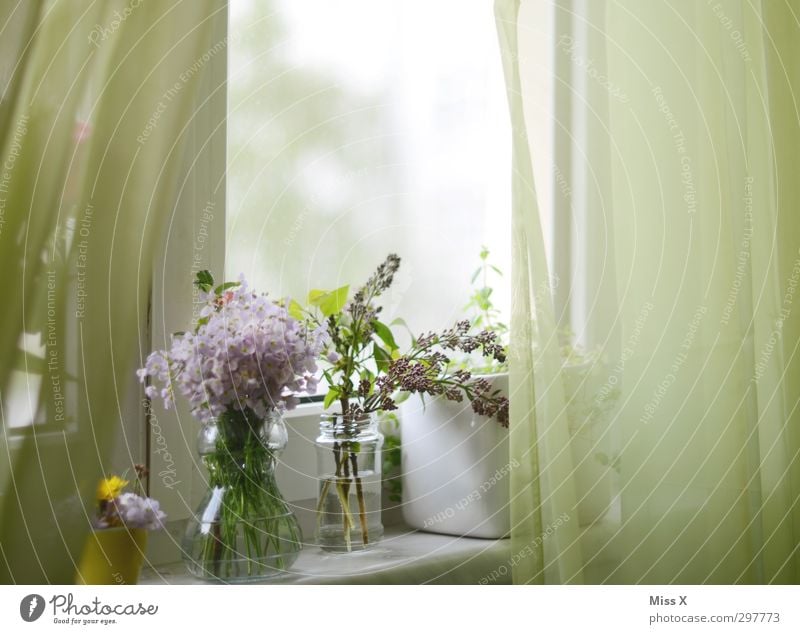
left=434, top=320, right=506, bottom=363
left=375, top=356, right=509, bottom=426
left=138, top=277, right=328, bottom=421
left=96, top=493, right=167, bottom=530
left=348, top=253, right=400, bottom=323
left=366, top=321, right=509, bottom=426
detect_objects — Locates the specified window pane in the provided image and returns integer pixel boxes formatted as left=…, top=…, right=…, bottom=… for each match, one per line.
left=227, top=0, right=510, bottom=334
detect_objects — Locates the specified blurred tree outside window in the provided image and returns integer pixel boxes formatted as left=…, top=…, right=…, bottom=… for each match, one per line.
left=227, top=0, right=511, bottom=342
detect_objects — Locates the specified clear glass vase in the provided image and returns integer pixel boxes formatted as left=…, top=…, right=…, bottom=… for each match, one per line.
left=183, top=409, right=302, bottom=581
left=315, top=413, right=384, bottom=552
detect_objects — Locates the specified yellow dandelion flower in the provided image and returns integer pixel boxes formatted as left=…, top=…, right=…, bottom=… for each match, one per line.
left=96, top=475, right=128, bottom=501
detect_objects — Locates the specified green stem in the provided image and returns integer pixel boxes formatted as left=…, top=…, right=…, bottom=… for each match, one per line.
left=327, top=441, right=355, bottom=548
left=350, top=452, right=369, bottom=546
left=341, top=446, right=352, bottom=551
left=198, top=412, right=299, bottom=578
left=316, top=478, right=332, bottom=532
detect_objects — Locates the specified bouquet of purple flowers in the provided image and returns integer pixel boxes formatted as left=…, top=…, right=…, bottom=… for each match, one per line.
left=138, top=273, right=327, bottom=421
left=137, top=274, right=327, bottom=579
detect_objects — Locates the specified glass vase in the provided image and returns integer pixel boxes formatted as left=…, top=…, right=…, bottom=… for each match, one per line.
left=315, top=413, right=384, bottom=552
left=183, top=408, right=302, bottom=581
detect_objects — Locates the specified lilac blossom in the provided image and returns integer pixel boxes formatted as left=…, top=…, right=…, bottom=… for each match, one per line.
left=138, top=277, right=328, bottom=422
left=97, top=493, right=167, bottom=530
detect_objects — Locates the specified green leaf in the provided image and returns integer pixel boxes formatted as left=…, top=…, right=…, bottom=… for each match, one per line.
left=214, top=281, right=240, bottom=295
left=287, top=299, right=305, bottom=321
left=308, top=285, right=349, bottom=317
left=320, top=285, right=349, bottom=316
left=372, top=320, right=398, bottom=351
left=480, top=246, right=489, bottom=260
left=194, top=270, right=214, bottom=292
left=490, top=265, right=503, bottom=276
left=323, top=387, right=341, bottom=410
left=383, top=435, right=401, bottom=450
left=374, top=344, right=392, bottom=373
left=382, top=412, right=399, bottom=430
left=390, top=317, right=417, bottom=346
left=470, top=267, right=482, bottom=284
left=308, top=289, right=327, bottom=304
left=477, top=287, right=493, bottom=310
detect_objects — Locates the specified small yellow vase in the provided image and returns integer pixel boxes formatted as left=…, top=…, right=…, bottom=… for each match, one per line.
left=75, top=527, right=147, bottom=585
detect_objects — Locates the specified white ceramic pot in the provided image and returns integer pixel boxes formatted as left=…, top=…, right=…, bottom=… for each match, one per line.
left=400, top=374, right=510, bottom=539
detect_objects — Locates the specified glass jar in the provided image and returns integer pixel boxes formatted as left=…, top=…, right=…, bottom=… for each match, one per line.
left=315, top=413, right=384, bottom=552
left=183, top=409, right=302, bottom=581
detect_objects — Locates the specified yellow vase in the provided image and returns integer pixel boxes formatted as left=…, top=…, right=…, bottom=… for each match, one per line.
left=75, top=527, right=147, bottom=585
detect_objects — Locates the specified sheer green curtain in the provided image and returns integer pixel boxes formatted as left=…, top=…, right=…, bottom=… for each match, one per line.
left=498, top=0, right=800, bottom=584
left=0, top=0, right=224, bottom=583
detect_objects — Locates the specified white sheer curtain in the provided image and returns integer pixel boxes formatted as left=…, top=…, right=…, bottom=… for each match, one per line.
left=0, top=0, right=225, bottom=583
left=498, top=0, right=800, bottom=583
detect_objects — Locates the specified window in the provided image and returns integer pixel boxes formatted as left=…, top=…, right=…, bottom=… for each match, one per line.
left=145, top=2, right=512, bottom=543
left=227, top=0, right=511, bottom=334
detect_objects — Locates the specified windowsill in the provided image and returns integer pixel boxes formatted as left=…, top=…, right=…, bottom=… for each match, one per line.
left=139, top=523, right=511, bottom=585
left=282, top=399, right=327, bottom=420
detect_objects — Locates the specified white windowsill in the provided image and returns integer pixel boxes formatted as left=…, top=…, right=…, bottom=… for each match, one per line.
left=282, top=399, right=327, bottom=420
left=140, top=523, right=511, bottom=585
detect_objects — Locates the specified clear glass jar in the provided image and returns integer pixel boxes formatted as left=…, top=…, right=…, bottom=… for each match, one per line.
left=315, top=413, right=384, bottom=552
left=183, top=409, right=302, bottom=581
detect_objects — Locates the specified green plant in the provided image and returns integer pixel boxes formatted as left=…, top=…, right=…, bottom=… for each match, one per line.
left=465, top=248, right=601, bottom=371
left=302, top=254, right=508, bottom=548
left=380, top=413, right=402, bottom=504
left=462, top=247, right=509, bottom=374
left=302, top=254, right=508, bottom=421
left=369, top=248, right=514, bottom=505
left=466, top=246, right=509, bottom=340
left=139, top=271, right=320, bottom=576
